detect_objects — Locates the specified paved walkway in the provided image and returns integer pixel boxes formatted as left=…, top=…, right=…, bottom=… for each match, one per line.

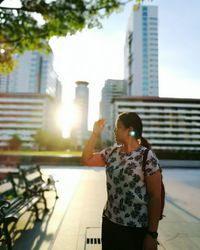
left=2, top=167, right=199, bottom=250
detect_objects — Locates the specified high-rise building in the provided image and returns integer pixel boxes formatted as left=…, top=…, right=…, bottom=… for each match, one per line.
left=71, top=81, right=89, bottom=146
left=0, top=51, right=61, bottom=100
left=100, top=79, right=126, bottom=143
left=124, top=5, right=159, bottom=96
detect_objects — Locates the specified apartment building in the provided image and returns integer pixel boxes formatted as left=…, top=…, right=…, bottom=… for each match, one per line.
left=112, top=96, right=200, bottom=151
left=0, top=93, right=58, bottom=149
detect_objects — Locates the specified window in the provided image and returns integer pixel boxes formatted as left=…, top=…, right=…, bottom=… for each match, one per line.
left=143, top=6, right=148, bottom=11
left=149, top=22, right=157, bottom=26
left=149, top=17, right=157, bottom=21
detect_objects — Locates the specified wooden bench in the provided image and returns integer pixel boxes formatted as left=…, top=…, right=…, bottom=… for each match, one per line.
left=18, top=164, right=58, bottom=211
left=0, top=173, right=41, bottom=250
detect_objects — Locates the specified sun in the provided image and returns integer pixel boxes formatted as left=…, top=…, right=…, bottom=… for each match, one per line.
left=55, top=103, right=82, bottom=138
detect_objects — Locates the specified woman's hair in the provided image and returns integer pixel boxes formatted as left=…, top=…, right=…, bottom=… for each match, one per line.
left=118, top=112, right=151, bottom=149
left=140, top=137, right=151, bottom=149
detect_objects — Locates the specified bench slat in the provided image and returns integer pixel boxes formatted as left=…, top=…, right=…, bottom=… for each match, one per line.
left=4, top=196, right=40, bottom=221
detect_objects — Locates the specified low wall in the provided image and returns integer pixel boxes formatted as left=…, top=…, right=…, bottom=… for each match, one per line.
left=160, top=160, right=200, bottom=168
left=1, top=155, right=200, bottom=168
left=0, top=155, right=81, bottom=166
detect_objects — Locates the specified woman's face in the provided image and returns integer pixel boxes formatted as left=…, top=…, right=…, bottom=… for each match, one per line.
left=114, top=119, right=129, bottom=144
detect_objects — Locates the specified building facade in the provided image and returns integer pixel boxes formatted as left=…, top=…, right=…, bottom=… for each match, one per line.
left=0, top=51, right=61, bottom=100
left=0, top=93, right=59, bottom=149
left=112, top=96, right=200, bottom=152
left=0, top=51, right=62, bottom=148
left=100, top=79, right=127, bottom=143
left=124, top=5, right=159, bottom=96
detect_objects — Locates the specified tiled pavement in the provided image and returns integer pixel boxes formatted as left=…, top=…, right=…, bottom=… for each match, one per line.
left=1, top=167, right=199, bottom=250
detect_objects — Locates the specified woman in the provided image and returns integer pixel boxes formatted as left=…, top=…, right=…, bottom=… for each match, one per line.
left=82, top=112, right=161, bottom=250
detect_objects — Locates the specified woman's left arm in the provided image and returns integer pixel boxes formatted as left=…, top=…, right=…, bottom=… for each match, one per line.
left=146, top=170, right=161, bottom=231
left=143, top=170, right=161, bottom=250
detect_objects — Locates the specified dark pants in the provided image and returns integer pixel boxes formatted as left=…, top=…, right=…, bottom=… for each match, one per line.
left=102, top=216, right=147, bottom=250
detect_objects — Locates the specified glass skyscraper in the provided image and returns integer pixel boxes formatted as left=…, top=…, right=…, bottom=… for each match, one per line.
left=124, top=5, right=159, bottom=96
left=100, top=79, right=126, bottom=143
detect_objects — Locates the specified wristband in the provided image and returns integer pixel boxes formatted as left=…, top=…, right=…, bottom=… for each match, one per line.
left=147, top=230, right=158, bottom=240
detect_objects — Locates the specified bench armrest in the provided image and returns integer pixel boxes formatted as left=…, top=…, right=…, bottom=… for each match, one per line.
left=0, top=200, right=11, bottom=218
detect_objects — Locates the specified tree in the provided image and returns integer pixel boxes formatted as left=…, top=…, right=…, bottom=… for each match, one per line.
left=32, top=129, right=50, bottom=150
left=7, top=134, right=22, bottom=150
left=32, top=129, right=74, bottom=150
left=0, top=0, right=146, bottom=73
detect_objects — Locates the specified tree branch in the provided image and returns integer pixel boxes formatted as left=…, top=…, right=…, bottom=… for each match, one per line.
left=0, top=6, right=35, bottom=13
left=0, top=38, right=21, bottom=44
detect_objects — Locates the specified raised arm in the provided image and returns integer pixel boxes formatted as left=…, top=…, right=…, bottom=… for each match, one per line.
left=81, top=119, right=106, bottom=166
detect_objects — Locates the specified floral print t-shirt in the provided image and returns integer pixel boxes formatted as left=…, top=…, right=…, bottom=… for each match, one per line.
left=100, top=145, right=160, bottom=228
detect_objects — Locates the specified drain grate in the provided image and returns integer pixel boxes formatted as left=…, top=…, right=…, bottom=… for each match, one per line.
left=85, top=227, right=102, bottom=250
left=86, top=238, right=101, bottom=244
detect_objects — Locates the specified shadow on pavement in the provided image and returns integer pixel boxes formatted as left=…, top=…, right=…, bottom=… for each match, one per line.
left=12, top=197, right=57, bottom=250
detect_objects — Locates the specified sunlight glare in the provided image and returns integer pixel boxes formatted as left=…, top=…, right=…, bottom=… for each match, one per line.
left=55, top=103, right=82, bottom=138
